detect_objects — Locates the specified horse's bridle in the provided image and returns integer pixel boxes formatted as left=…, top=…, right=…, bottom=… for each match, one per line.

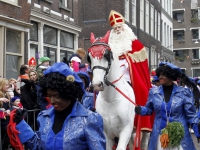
left=89, top=42, right=112, bottom=86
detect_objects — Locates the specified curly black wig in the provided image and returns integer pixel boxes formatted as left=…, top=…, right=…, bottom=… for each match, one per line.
left=156, top=65, right=199, bottom=109
left=39, top=72, right=84, bottom=102
left=156, top=65, right=182, bottom=81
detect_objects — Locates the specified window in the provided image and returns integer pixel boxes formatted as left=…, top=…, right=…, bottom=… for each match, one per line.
left=30, top=21, right=38, bottom=41
left=30, top=44, right=39, bottom=65
left=1, top=0, right=18, bottom=5
left=158, top=12, right=161, bottom=41
left=43, top=25, right=57, bottom=45
left=150, top=5, right=154, bottom=36
left=193, top=69, right=200, bottom=77
left=150, top=49, right=156, bottom=69
left=132, top=0, right=136, bottom=26
left=60, top=31, right=74, bottom=49
left=163, top=23, right=166, bottom=46
left=6, top=29, right=21, bottom=53
left=140, top=0, right=144, bottom=30
left=191, top=9, right=198, bottom=18
left=60, top=50, right=74, bottom=63
left=60, top=0, right=68, bottom=8
left=125, top=0, right=129, bottom=22
left=44, top=47, right=57, bottom=65
left=6, top=55, right=20, bottom=80
left=145, top=1, right=149, bottom=34
left=191, top=29, right=199, bottom=39
left=6, top=28, right=22, bottom=79
left=192, top=49, right=199, bottom=59
left=173, top=11, right=184, bottom=23
left=167, top=26, right=169, bottom=48
left=173, top=30, right=185, bottom=41
left=169, top=0, right=172, bottom=16
left=155, top=10, right=157, bottom=39
left=174, top=50, right=188, bottom=62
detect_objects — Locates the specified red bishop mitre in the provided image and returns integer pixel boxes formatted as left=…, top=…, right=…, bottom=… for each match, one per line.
left=108, top=10, right=125, bottom=28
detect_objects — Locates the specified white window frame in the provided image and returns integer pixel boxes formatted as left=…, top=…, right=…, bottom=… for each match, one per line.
left=150, top=4, right=154, bottom=36
left=155, top=9, right=157, bottom=39
left=145, top=1, right=149, bottom=34
left=140, top=0, right=144, bottom=30
left=169, top=0, right=172, bottom=16
left=132, top=0, right=136, bottom=26
left=158, top=12, right=161, bottom=41
left=62, top=0, right=68, bottom=8
left=151, top=49, right=155, bottom=69
left=5, top=28, right=24, bottom=79
left=192, top=68, right=200, bottom=78
left=154, top=51, right=157, bottom=67
left=125, top=0, right=130, bottom=22
left=192, top=49, right=200, bottom=60
left=0, top=0, right=18, bottom=5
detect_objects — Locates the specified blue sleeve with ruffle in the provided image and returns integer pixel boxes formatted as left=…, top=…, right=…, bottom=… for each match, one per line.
left=140, top=90, right=154, bottom=116
left=85, top=112, right=106, bottom=150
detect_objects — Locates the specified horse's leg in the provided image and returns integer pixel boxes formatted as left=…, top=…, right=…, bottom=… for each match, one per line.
left=116, top=126, right=133, bottom=150
left=106, top=138, right=114, bottom=150
left=141, top=131, right=150, bottom=150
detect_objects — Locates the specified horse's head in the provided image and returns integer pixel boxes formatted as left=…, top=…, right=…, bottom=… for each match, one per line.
left=87, top=31, right=113, bottom=91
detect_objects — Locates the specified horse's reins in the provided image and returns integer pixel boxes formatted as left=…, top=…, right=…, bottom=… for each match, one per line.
left=90, top=46, right=141, bottom=150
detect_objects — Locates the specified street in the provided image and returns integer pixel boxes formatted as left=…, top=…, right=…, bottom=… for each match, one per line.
left=191, top=133, right=200, bottom=149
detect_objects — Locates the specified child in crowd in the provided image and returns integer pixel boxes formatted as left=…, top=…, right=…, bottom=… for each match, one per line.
left=36, top=56, right=51, bottom=79
left=11, top=96, right=23, bottom=109
left=68, top=48, right=86, bottom=72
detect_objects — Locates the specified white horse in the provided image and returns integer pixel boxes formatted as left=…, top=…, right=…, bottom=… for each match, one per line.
left=88, top=31, right=136, bottom=150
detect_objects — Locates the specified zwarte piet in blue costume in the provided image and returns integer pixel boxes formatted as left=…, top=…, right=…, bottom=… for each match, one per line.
left=11, top=62, right=106, bottom=150
left=135, top=62, right=200, bottom=150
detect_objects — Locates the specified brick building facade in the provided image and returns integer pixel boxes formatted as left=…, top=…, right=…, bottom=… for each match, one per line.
left=173, top=0, right=200, bottom=77
left=0, top=0, right=81, bottom=79
left=0, top=0, right=32, bottom=79
left=78, top=0, right=162, bottom=70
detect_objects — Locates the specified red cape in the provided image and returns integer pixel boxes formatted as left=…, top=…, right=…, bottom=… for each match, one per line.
left=124, top=39, right=153, bottom=131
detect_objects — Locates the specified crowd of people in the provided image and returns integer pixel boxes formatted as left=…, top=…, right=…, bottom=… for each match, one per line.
left=0, top=9, right=200, bottom=150
left=0, top=49, right=95, bottom=149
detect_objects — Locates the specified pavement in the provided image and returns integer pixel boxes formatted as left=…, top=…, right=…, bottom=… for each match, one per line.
left=191, top=133, right=200, bottom=149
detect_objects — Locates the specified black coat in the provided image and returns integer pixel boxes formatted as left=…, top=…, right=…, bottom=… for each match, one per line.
left=20, top=80, right=39, bottom=110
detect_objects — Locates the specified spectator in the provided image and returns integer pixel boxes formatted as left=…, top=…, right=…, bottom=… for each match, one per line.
left=11, top=62, right=106, bottom=150
left=28, top=70, right=49, bottom=111
left=9, top=78, right=20, bottom=96
left=77, top=71, right=94, bottom=110
left=20, top=70, right=39, bottom=130
left=18, top=64, right=30, bottom=80
left=36, top=56, right=51, bottom=80
left=11, top=96, right=23, bottom=109
left=0, top=78, right=11, bottom=149
left=68, top=48, right=86, bottom=72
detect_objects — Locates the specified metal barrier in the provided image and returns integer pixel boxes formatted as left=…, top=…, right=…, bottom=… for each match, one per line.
left=25, top=109, right=41, bottom=131
left=0, top=109, right=41, bottom=150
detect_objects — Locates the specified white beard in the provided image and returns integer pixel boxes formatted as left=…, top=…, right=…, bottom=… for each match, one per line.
left=109, top=24, right=137, bottom=56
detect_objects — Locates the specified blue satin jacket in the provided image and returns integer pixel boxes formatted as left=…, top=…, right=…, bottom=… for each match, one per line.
left=140, top=84, right=199, bottom=150
left=82, top=91, right=94, bottom=109
left=16, top=101, right=106, bottom=150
